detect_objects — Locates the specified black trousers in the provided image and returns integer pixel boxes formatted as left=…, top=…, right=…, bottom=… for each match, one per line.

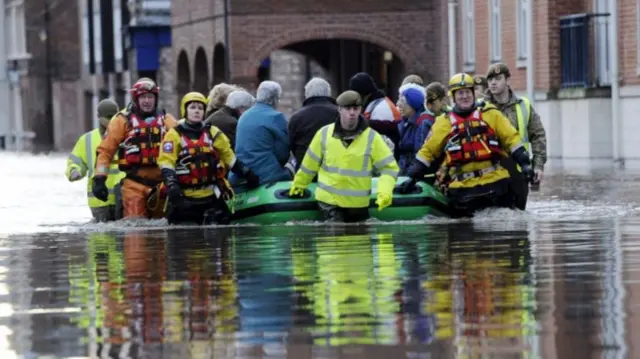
left=447, top=177, right=517, bottom=218
left=317, top=201, right=370, bottom=223
left=166, top=195, right=232, bottom=225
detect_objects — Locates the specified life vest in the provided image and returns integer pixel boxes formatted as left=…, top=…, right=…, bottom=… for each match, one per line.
left=174, top=126, right=225, bottom=189
left=117, top=112, right=166, bottom=171
left=444, top=109, right=503, bottom=166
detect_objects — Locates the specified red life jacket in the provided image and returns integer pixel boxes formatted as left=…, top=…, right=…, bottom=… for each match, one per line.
left=444, top=109, right=503, bottom=166
left=118, top=112, right=166, bottom=171
left=174, top=126, right=224, bottom=188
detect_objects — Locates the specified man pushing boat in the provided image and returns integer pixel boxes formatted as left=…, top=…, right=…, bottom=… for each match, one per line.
left=288, top=90, right=400, bottom=222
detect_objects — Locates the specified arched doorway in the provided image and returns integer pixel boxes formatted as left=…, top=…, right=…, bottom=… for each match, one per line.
left=176, top=51, right=191, bottom=113
left=212, top=43, right=227, bottom=85
left=248, top=27, right=412, bottom=97
left=253, top=39, right=405, bottom=116
left=193, top=47, right=209, bottom=94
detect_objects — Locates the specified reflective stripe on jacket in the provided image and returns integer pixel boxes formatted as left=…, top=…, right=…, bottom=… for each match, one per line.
left=66, top=128, right=124, bottom=207
left=293, top=123, right=399, bottom=208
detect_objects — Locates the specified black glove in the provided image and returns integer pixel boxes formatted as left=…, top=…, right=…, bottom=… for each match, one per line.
left=398, top=178, right=417, bottom=194
left=245, top=169, right=260, bottom=189
left=232, top=160, right=260, bottom=188
left=92, top=175, right=109, bottom=202
left=167, top=183, right=183, bottom=204
left=406, top=160, right=429, bottom=181
left=511, top=146, right=534, bottom=183
left=161, top=168, right=183, bottom=204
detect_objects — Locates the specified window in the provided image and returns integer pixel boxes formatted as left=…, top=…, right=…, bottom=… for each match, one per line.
left=461, top=0, right=475, bottom=72
left=516, top=0, right=529, bottom=67
left=489, top=0, right=502, bottom=62
left=5, top=0, right=29, bottom=59
left=92, top=0, right=103, bottom=73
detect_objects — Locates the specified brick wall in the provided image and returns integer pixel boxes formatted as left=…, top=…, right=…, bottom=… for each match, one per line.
left=172, top=0, right=448, bottom=94
left=23, top=0, right=82, bottom=151
left=466, top=0, right=638, bottom=92
left=620, top=0, right=639, bottom=86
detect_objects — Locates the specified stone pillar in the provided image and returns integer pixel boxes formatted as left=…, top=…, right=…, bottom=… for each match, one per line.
left=269, top=50, right=306, bottom=118
left=157, top=47, right=176, bottom=116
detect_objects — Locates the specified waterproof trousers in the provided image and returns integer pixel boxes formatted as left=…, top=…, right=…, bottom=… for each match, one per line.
left=90, top=205, right=116, bottom=222
left=447, top=177, right=516, bottom=218
left=500, top=157, right=529, bottom=210
left=120, top=178, right=166, bottom=219
left=317, top=201, right=370, bottom=223
left=166, top=195, right=232, bottom=225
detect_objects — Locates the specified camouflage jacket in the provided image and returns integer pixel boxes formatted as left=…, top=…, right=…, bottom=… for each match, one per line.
left=487, top=90, right=547, bottom=170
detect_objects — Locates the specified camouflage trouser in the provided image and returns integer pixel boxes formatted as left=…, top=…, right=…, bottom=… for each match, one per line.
left=90, top=205, right=117, bottom=222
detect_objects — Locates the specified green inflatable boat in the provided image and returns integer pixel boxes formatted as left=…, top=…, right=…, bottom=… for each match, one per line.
left=228, top=176, right=451, bottom=224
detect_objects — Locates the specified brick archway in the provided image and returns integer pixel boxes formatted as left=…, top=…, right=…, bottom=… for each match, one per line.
left=245, top=26, right=415, bottom=76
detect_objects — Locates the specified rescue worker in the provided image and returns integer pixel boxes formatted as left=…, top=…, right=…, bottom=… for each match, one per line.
left=398, top=73, right=533, bottom=217
left=157, top=92, right=259, bottom=225
left=396, top=83, right=433, bottom=175
left=349, top=72, right=402, bottom=146
left=473, top=75, right=488, bottom=101
left=66, top=99, right=124, bottom=222
left=204, top=89, right=255, bottom=148
left=92, top=78, right=178, bottom=219
left=289, top=90, right=399, bottom=222
left=288, top=77, right=338, bottom=170
left=486, top=63, right=547, bottom=196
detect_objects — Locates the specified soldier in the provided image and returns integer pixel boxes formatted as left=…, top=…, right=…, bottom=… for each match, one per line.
left=473, top=75, right=488, bottom=101
left=486, top=63, right=547, bottom=200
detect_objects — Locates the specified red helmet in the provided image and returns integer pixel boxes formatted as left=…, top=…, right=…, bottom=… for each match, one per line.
left=130, top=78, right=159, bottom=101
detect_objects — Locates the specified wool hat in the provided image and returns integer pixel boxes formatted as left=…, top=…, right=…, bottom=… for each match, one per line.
left=401, top=88, right=425, bottom=112
left=349, top=72, right=378, bottom=96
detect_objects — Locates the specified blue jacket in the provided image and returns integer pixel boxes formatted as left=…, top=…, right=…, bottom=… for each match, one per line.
left=231, top=102, right=292, bottom=185
left=396, top=109, right=435, bottom=175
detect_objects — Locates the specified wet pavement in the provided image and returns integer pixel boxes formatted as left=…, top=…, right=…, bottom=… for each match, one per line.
left=1, top=152, right=640, bottom=358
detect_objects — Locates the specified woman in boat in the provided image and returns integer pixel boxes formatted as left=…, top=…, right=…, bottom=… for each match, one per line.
left=157, top=91, right=259, bottom=225
left=396, top=83, right=433, bottom=176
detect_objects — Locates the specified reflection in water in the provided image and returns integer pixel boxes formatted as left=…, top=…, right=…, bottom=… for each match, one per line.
left=427, top=224, right=538, bottom=358
left=5, top=218, right=637, bottom=358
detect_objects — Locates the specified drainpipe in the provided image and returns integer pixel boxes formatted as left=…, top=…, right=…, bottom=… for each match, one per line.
left=0, top=0, right=10, bottom=149
left=448, top=0, right=457, bottom=77
left=223, top=0, right=231, bottom=82
left=608, top=0, right=621, bottom=165
left=526, top=0, right=535, bottom=107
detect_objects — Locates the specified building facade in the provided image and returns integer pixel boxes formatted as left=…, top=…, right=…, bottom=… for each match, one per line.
left=452, top=0, right=638, bottom=166
left=0, top=0, right=175, bottom=151
left=171, top=0, right=450, bottom=117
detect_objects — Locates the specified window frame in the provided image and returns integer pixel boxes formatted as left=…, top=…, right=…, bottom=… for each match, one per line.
left=516, top=0, right=529, bottom=68
left=489, top=0, right=502, bottom=63
left=461, top=0, right=476, bottom=72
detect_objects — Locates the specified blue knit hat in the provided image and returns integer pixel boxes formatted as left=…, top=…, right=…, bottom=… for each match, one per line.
left=402, top=87, right=425, bottom=112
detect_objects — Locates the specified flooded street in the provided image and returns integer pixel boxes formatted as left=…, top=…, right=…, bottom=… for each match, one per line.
left=1, top=152, right=640, bottom=358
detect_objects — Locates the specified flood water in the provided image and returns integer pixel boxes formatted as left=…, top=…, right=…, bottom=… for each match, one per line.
left=2, top=152, right=640, bottom=358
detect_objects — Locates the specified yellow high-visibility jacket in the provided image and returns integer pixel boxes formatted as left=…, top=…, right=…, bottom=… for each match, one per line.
left=293, top=123, right=400, bottom=208
left=66, top=128, right=124, bottom=207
